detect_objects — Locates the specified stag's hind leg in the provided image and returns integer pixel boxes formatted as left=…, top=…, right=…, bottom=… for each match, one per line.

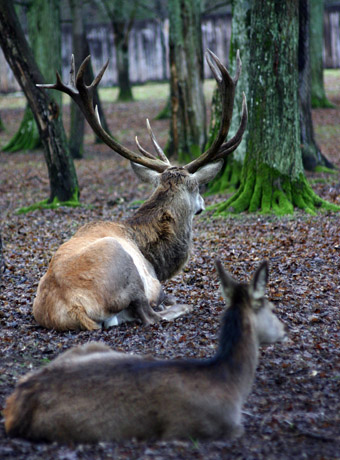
left=131, top=296, right=164, bottom=325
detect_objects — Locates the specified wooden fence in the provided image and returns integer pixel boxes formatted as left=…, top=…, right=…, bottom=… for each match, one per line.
left=0, top=10, right=339, bottom=93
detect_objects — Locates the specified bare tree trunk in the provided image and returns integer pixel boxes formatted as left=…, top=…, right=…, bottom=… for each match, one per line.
left=114, top=21, right=134, bottom=102
left=299, top=0, right=333, bottom=171
left=98, top=0, right=135, bottom=102
left=69, top=0, right=85, bottom=159
left=168, top=0, right=206, bottom=162
left=310, top=0, right=333, bottom=108
left=0, top=0, right=79, bottom=207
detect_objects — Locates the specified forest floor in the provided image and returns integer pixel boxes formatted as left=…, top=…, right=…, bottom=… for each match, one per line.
left=0, top=75, right=339, bottom=459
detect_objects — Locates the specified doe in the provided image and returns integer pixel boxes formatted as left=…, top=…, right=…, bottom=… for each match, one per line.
left=5, top=260, right=286, bottom=442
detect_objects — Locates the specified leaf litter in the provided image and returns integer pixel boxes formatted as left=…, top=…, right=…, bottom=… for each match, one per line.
left=0, top=87, right=339, bottom=459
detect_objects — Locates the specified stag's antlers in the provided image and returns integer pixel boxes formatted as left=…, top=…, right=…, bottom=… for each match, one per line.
left=37, top=51, right=247, bottom=173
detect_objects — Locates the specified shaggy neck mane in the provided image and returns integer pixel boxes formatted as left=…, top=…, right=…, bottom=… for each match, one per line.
left=125, top=179, right=193, bottom=282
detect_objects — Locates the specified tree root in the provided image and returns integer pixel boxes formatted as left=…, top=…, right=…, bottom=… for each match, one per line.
left=2, top=108, right=41, bottom=152
left=209, top=164, right=340, bottom=216
left=207, top=159, right=242, bottom=195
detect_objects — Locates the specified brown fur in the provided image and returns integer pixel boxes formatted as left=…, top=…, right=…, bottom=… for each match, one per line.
left=33, top=165, right=222, bottom=331
left=6, top=260, right=286, bottom=442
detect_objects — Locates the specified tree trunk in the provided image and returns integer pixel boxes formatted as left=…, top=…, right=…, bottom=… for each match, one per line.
left=0, top=112, right=4, bottom=131
left=212, top=0, right=337, bottom=216
left=167, top=0, right=206, bottom=162
left=99, top=0, right=134, bottom=102
left=2, top=0, right=62, bottom=153
left=299, top=0, right=333, bottom=171
left=0, top=0, right=79, bottom=208
left=69, top=0, right=85, bottom=159
left=114, top=21, right=134, bottom=102
left=69, top=0, right=111, bottom=156
left=310, top=0, right=333, bottom=108
left=207, top=0, right=250, bottom=193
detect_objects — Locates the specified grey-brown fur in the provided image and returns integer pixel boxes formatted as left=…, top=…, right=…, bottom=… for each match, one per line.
left=32, top=50, right=248, bottom=331
left=32, top=162, right=222, bottom=330
left=6, top=260, right=286, bottom=442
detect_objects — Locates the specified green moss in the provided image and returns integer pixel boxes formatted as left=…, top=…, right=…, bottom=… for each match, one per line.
left=311, top=95, right=335, bottom=109
left=207, top=159, right=242, bottom=195
left=16, top=189, right=80, bottom=214
left=211, top=162, right=340, bottom=216
left=178, top=144, right=201, bottom=164
left=2, top=108, right=40, bottom=152
left=314, top=166, right=338, bottom=174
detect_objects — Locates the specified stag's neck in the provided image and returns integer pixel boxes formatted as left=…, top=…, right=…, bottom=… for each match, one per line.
left=125, top=198, right=193, bottom=282
left=211, top=305, right=259, bottom=400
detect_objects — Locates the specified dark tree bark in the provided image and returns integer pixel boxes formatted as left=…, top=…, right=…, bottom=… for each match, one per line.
left=299, top=0, right=334, bottom=171
left=69, top=0, right=110, bottom=158
left=0, top=0, right=79, bottom=207
left=310, top=0, right=333, bottom=108
left=167, top=0, right=206, bottom=162
left=0, top=112, right=5, bottom=131
left=99, top=0, right=135, bottom=102
left=212, top=0, right=337, bottom=216
left=69, top=0, right=86, bottom=159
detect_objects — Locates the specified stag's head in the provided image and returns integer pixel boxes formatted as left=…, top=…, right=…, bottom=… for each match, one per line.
left=37, top=51, right=247, bottom=214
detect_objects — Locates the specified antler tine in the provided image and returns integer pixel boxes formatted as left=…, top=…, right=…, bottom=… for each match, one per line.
left=146, top=119, right=170, bottom=164
left=185, top=50, right=246, bottom=174
left=135, top=135, right=158, bottom=160
left=37, top=55, right=170, bottom=173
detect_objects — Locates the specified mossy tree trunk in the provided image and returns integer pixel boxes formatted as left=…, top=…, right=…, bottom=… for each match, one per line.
left=207, top=0, right=250, bottom=194
left=299, top=0, right=333, bottom=171
left=0, top=0, right=79, bottom=209
left=0, top=113, right=4, bottom=131
left=167, top=0, right=206, bottom=162
left=212, top=0, right=337, bottom=217
left=3, top=0, right=62, bottom=153
left=310, top=0, right=334, bottom=108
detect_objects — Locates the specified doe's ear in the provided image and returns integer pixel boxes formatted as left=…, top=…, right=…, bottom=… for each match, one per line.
left=192, top=160, right=223, bottom=185
left=131, top=162, right=161, bottom=185
left=215, top=258, right=236, bottom=307
left=251, top=261, right=268, bottom=300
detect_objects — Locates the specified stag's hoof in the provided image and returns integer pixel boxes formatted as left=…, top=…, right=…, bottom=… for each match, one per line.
left=158, top=303, right=193, bottom=321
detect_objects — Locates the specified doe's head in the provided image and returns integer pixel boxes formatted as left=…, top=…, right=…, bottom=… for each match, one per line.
left=215, top=259, right=287, bottom=345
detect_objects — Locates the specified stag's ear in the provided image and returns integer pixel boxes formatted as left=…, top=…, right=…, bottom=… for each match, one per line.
left=215, top=258, right=237, bottom=308
left=192, top=160, right=223, bottom=185
left=250, top=261, right=268, bottom=301
left=131, top=162, right=161, bottom=185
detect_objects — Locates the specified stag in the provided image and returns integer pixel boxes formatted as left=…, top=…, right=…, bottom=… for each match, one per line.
left=5, top=260, right=286, bottom=442
left=32, top=50, right=247, bottom=330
